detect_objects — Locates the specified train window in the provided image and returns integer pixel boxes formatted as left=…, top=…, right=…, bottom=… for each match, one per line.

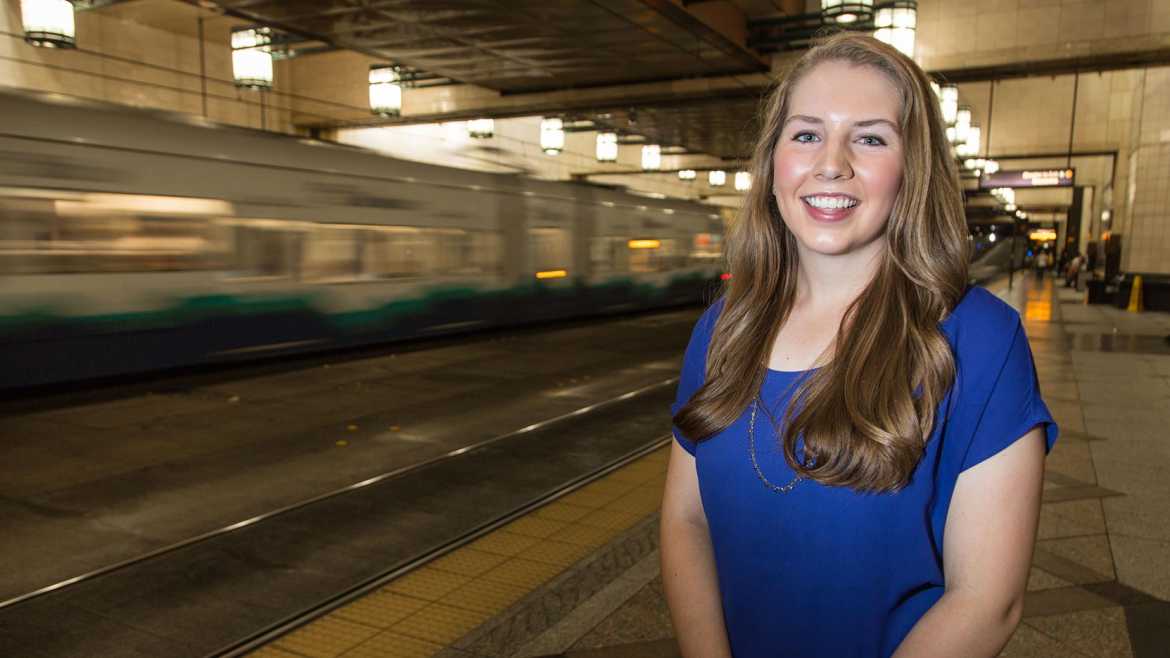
left=629, top=238, right=683, bottom=273
left=303, top=225, right=362, bottom=282
left=433, top=229, right=503, bottom=276
left=590, top=236, right=628, bottom=275
left=0, top=190, right=221, bottom=274
left=364, top=227, right=435, bottom=279
left=218, top=219, right=300, bottom=280
left=529, top=228, right=570, bottom=272
left=469, top=230, right=503, bottom=276
left=690, top=232, right=723, bottom=265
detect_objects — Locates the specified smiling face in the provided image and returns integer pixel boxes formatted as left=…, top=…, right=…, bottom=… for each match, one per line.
left=772, top=60, right=904, bottom=261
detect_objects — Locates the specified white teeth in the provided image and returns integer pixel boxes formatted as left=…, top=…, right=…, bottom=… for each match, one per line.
left=804, top=196, right=858, bottom=210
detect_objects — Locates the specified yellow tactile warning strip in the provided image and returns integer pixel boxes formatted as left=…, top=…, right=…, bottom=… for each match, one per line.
left=250, top=445, right=670, bottom=658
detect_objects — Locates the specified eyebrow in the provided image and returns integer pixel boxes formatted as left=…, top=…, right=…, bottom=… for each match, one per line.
left=784, top=115, right=900, bottom=132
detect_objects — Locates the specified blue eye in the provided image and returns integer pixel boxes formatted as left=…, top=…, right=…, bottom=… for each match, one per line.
left=858, top=135, right=887, bottom=146
left=793, top=132, right=819, bottom=143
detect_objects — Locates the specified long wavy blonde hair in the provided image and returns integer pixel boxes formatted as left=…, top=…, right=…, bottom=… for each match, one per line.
left=674, top=33, right=969, bottom=492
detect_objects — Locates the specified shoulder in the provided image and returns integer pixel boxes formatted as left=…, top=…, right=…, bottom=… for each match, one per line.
left=940, top=287, right=1026, bottom=381
left=941, top=287, right=1022, bottom=346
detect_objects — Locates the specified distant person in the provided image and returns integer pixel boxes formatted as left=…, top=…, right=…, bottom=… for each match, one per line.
left=1034, top=251, right=1049, bottom=280
left=662, top=33, right=1057, bottom=658
left=1060, top=241, right=1076, bottom=279
left=1065, top=253, right=1084, bottom=289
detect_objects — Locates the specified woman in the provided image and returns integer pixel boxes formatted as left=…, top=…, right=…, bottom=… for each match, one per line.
left=661, top=33, right=1057, bottom=658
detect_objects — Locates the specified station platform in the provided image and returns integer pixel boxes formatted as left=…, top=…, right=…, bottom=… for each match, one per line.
left=246, top=276, right=1170, bottom=658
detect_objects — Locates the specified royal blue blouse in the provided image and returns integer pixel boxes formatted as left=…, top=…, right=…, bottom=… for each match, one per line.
left=670, top=287, right=1058, bottom=658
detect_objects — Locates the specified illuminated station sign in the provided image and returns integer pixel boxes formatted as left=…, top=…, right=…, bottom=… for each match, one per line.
left=980, top=168, right=1075, bottom=189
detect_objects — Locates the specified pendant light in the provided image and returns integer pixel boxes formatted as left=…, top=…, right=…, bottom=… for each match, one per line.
left=467, top=118, right=494, bottom=139
left=734, top=171, right=752, bottom=191
left=641, top=144, right=661, bottom=171
left=232, top=27, right=274, bottom=90
left=369, top=65, right=402, bottom=116
left=596, top=132, right=618, bottom=162
left=821, top=0, right=874, bottom=25
left=21, top=0, right=75, bottom=48
left=541, top=118, right=564, bottom=155
left=874, top=1, right=917, bottom=58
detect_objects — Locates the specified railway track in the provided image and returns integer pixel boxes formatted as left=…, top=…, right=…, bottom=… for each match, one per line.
left=0, top=378, right=679, bottom=658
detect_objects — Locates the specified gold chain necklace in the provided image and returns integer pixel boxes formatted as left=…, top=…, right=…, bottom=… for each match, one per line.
left=747, top=398, right=803, bottom=494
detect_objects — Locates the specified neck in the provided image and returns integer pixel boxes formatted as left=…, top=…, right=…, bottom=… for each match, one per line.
left=793, top=238, right=885, bottom=311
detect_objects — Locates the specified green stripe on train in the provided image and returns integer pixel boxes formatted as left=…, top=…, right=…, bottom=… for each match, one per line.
left=0, top=273, right=715, bottom=335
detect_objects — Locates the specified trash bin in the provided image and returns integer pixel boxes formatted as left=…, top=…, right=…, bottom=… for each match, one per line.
left=1086, top=279, right=1109, bottom=304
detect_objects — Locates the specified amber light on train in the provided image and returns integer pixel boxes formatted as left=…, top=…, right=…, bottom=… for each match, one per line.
left=535, top=269, right=568, bottom=279
left=1029, top=229, right=1058, bottom=241
left=627, top=239, right=661, bottom=249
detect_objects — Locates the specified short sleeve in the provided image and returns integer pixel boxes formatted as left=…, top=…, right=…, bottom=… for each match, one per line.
left=960, top=320, right=1059, bottom=471
left=670, top=300, right=721, bottom=455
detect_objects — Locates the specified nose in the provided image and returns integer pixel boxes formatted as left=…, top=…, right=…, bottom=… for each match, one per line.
left=815, top=137, right=854, bottom=181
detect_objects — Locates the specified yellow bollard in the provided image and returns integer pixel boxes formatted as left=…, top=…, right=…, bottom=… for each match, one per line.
left=1127, top=274, right=1144, bottom=313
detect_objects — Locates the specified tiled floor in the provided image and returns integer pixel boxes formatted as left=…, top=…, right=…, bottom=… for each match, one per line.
left=255, top=276, right=1170, bottom=658
left=252, top=449, right=671, bottom=658
left=962, top=278, right=1167, bottom=657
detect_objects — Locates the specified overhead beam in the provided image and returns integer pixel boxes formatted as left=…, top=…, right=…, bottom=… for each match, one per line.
left=934, top=49, right=1170, bottom=83
left=637, top=0, right=768, bottom=72
left=572, top=164, right=748, bottom=179
left=297, top=73, right=770, bottom=130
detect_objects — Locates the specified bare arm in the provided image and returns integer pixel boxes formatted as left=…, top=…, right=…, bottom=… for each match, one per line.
left=892, top=426, right=1047, bottom=658
left=661, top=440, right=732, bottom=658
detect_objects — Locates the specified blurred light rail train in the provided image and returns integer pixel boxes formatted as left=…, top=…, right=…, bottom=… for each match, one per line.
left=0, top=89, right=726, bottom=389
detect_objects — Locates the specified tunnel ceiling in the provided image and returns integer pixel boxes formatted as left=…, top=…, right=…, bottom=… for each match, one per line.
left=207, top=0, right=769, bottom=94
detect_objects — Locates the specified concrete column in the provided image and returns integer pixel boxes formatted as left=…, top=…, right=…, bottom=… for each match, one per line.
left=1123, top=65, right=1170, bottom=274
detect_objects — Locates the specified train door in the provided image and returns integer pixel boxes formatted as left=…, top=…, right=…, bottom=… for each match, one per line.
left=494, top=177, right=528, bottom=285
left=522, top=191, right=574, bottom=285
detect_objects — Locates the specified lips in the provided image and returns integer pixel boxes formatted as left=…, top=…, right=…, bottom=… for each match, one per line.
left=800, top=194, right=860, bottom=223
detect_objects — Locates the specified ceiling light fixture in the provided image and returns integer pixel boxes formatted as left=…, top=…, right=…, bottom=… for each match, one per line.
left=708, top=170, right=726, bottom=187
left=368, top=65, right=402, bottom=116
left=232, top=27, right=275, bottom=90
left=596, top=132, right=618, bottom=162
left=874, top=1, right=917, bottom=58
left=541, top=118, right=565, bottom=155
left=641, top=144, right=661, bottom=171
left=953, top=105, right=971, bottom=144
left=938, top=84, right=958, bottom=125
left=21, top=0, right=75, bottom=48
left=821, top=0, right=874, bottom=25
left=734, top=171, right=752, bottom=191
left=467, top=118, right=494, bottom=139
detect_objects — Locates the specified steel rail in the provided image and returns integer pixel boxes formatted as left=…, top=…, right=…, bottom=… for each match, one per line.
left=214, top=433, right=673, bottom=657
left=0, top=376, right=678, bottom=612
